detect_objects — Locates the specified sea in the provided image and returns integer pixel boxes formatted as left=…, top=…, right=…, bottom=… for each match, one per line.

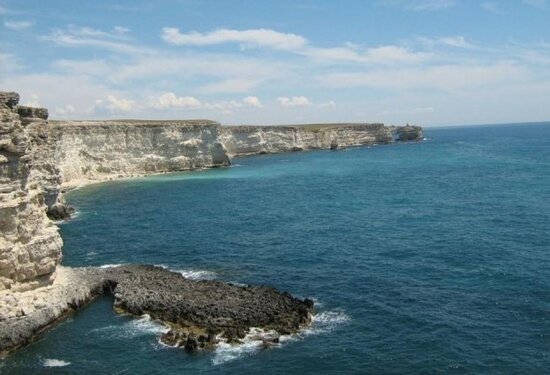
left=2, top=123, right=549, bottom=374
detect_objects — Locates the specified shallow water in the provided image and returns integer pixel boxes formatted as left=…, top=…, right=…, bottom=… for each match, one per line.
left=3, top=123, right=550, bottom=374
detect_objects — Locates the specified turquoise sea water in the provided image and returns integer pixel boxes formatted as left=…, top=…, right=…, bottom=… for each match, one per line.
left=2, top=123, right=550, bottom=374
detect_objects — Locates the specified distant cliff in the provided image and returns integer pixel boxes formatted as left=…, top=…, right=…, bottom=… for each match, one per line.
left=48, top=121, right=421, bottom=190
left=48, top=120, right=230, bottom=190
left=220, top=123, right=408, bottom=157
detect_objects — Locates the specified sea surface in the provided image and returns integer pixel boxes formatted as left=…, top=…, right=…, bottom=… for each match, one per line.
left=2, top=123, right=550, bottom=374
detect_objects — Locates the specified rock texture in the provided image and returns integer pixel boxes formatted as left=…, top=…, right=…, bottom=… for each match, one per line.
left=391, top=124, right=424, bottom=142
left=0, top=266, right=105, bottom=353
left=0, top=92, right=62, bottom=292
left=107, top=265, right=313, bottom=350
left=47, top=120, right=230, bottom=190
left=220, top=123, right=395, bottom=157
left=0, top=265, right=313, bottom=355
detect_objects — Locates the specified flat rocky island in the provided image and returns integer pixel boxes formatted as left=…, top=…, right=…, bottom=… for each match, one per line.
left=0, top=91, right=422, bottom=355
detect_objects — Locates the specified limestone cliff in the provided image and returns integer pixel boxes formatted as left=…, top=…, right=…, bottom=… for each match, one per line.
left=49, top=120, right=230, bottom=190
left=220, top=123, right=397, bottom=157
left=0, top=93, right=62, bottom=291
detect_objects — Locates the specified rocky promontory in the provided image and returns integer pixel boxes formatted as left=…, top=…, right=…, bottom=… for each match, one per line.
left=0, top=265, right=313, bottom=355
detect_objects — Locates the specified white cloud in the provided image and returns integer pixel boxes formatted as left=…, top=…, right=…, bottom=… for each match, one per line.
left=147, top=93, right=262, bottom=112
left=0, top=73, right=116, bottom=117
left=382, top=0, right=456, bottom=11
left=148, top=92, right=202, bottom=109
left=318, top=101, right=336, bottom=108
left=43, top=25, right=151, bottom=55
left=319, top=62, right=532, bottom=91
left=4, top=21, right=33, bottom=31
left=242, top=96, right=263, bottom=108
left=199, top=78, right=263, bottom=94
left=522, top=0, right=547, bottom=8
left=412, top=106, right=435, bottom=113
left=23, top=94, right=41, bottom=107
left=304, top=44, right=430, bottom=64
left=481, top=1, right=504, bottom=14
left=409, top=0, right=455, bottom=10
left=161, top=27, right=429, bottom=65
left=95, top=95, right=135, bottom=113
left=162, top=27, right=307, bottom=51
left=277, top=96, right=312, bottom=107
left=113, top=26, right=130, bottom=35
left=54, top=104, right=76, bottom=117
left=418, top=36, right=475, bottom=49
left=0, top=52, right=20, bottom=72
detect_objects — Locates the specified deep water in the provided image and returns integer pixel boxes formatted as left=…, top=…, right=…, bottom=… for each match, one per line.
left=2, top=123, right=550, bottom=374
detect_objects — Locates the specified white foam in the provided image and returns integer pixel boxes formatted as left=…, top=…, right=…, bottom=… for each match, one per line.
left=154, top=264, right=217, bottom=280
left=52, top=211, right=81, bottom=225
left=212, top=309, right=350, bottom=365
left=98, top=263, right=125, bottom=269
left=42, top=358, right=71, bottom=368
left=212, top=330, right=266, bottom=365
left=176, top=269, right=217, bottom=280
left=91, top=314, right=168, bottom=339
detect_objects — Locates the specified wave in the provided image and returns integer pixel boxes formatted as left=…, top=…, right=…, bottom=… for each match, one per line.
left=212, top=308, right=350, bottom=365
left=154, top=264, right=217, bottom=280
left=53, top=210, right=81, bottom=225
left=212, top=329, right=274, bottom=366
left=42, top=358, right=71, bottom=368
left=90, top=314, right=168, bottom=340
left=97, top=264, right=216, bottom=280
left=98, top=263, right=125, bottom=269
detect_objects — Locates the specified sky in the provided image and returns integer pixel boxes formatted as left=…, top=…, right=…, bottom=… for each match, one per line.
left=1, top=0, right=549, bottom=126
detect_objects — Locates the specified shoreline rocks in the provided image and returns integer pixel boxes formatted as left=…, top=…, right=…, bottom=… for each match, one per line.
left=0, top=265, right=313, bottom=355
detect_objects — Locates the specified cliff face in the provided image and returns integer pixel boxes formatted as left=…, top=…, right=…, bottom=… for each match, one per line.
left=49, top=120, right=230, bottom=190
left=220, top=123, right=397, bottom=157
left=0, top=93, right=62, bottom=291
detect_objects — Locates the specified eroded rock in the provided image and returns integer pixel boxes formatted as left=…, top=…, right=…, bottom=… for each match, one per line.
left=0, top=265, right=313, bottom=355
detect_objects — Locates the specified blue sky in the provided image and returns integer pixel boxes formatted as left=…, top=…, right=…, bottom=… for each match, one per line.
left=1, top=0, right=549, bottom=126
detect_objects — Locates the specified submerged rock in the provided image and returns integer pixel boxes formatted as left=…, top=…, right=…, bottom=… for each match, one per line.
left=46, top=203, right=75, bottom=221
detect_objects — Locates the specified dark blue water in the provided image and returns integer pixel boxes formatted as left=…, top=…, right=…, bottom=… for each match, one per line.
left=3, top=123, right=550, bottom=374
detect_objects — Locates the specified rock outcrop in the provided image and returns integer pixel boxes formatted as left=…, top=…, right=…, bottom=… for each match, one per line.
left=391, top=124, right=424, bottom=141
left=0, top=265, right=313, bottom=355
left=0, top=92, right=63, bottom=292
left=106, top=265, right=313, bottom=350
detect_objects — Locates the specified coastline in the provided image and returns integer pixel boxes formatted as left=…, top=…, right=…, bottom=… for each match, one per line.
left=0, top=91, right=423, bottom=356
